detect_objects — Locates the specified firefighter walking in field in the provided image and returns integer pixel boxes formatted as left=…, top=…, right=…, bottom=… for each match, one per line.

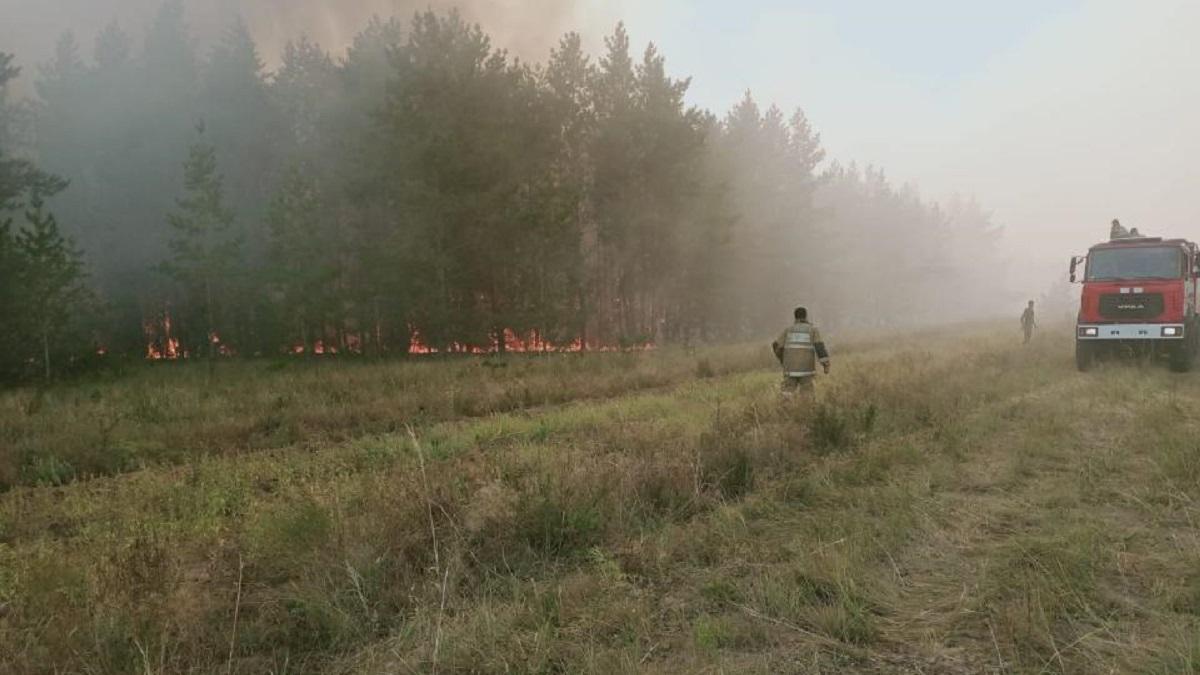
left=772, top=307, right=831, bottom=394
left=1021, top=300, right=1038, bottom=344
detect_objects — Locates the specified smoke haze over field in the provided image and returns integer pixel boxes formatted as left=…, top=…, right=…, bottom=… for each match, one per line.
left=6, top=0, right=1198, bottom=294
left=2, top=0, right=1198, bottom=375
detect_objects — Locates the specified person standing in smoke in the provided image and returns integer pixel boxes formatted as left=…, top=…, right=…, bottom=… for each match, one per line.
left=1021, top=300, right=1038, bottom=344
left=772, top=306, right=831, bottom=395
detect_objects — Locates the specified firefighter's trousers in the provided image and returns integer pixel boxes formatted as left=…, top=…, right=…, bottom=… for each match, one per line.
left=781, top=375, right=815, bottom=395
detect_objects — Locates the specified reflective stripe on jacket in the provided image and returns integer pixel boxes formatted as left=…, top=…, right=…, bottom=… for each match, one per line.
left=776, top=321, right=823, bottom=378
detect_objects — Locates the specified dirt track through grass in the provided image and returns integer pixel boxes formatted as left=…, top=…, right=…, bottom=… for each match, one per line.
left=864, top=347, right=1200, bottom=674
left=5, top=327, right=1200, bottom=673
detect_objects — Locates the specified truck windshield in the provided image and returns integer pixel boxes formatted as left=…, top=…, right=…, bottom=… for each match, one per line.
left=1087, top=246, right=1183, bottom=281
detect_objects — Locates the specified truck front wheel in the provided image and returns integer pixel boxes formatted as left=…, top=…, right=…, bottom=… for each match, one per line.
left=1170, top=334, right=1196, bottom=373
left=1076, top=341, right=1096, bottom=372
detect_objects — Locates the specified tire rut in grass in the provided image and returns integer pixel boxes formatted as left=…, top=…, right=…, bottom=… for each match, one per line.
left=872, top=372, right=1157, bottom=672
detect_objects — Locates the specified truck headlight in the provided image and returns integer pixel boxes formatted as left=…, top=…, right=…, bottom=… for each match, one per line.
left=1163, top=326, right=1183, bottom=337
left=1078, top=327, right=1099, bottom=337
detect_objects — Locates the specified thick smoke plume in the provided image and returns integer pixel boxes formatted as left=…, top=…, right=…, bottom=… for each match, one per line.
left=0, top=0, right=587, bottom=65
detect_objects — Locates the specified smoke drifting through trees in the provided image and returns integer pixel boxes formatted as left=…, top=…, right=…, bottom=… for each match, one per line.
left=0, top=4, right=1002, bottom=381
left=0, top=0, right=584, bottom=69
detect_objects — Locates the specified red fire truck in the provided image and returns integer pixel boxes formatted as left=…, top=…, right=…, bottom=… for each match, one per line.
left=1071, top=233, right=1200, bottom=371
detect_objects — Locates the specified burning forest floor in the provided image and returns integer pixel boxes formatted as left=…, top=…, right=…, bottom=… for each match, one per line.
left=4, top=326, right=1200, bottom=673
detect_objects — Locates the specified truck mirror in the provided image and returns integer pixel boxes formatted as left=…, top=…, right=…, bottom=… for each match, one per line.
left=1069, top=256, right=1079, bottom=283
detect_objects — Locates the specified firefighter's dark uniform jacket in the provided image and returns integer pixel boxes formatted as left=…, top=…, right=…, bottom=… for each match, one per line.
left=773, top=321, right=830, bottom=378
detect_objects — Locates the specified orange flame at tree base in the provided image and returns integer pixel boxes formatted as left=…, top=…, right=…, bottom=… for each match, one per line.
left=407, top=329, right=654, bottom=355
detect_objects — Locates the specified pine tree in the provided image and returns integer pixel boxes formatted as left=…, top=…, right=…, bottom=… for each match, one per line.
left=34, top=32, right=87, bottom=211
left=710, top=93, right=827, bottom=336
left=94, top=21, right=131, bottom=70
left=2, top=53, right=80, bottom=381
left=202, top=16, right=281, bottom=238
left=2, top=52, right=67, bottom=243
left=274, top=36, right=337, bottom=154
left=163, top=129, right=241, bottom=361
left=336, top=17, right=410, bottom=354
left=630, top=41, right=704, bottom=342
left=266, top=163, right=338, bottom=353
left=590, top=23, right=640, bottom=342
left=0, top=52, right=31, bottom=154
left=376, top=10, right=522, bottom=349
left=544, top=32, right=595, bottom=344
left=0, top=52, right=17, bottom=128
left=673, top=112, right=735, bottom=342
left=0, top=213, right=18, bottom=380
left=15, top=191, right=90, bottom=380
left=144, top=1, right=196, bottom=88
left=36, top=32, right=85, bottom=103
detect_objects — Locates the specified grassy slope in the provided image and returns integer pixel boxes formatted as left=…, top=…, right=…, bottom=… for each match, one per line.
left=3, top=328, right=1200, bottom=673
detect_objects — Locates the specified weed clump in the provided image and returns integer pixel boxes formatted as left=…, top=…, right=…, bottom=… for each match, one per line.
left=515, top=484, right=603, bottom=558
left=1156, top=439, right=1200, bottom=495
left=697, top=423, right=757, bottom=500
left=22, top=453, right=75, bottom=486
left=1170, top=573, right=1200, bottom=616
left=246, top=499, right=333, bottom=579
left=631, top=459, right=694, bottom=520
left=809, top=404, right=854, bottom=454
left=693, top=614, right=736, bottom=650
left=743, top=567, right=878, bottom=646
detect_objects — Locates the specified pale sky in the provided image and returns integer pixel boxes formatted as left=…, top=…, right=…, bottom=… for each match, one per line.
left=4, top=0, right=1199, bottom=287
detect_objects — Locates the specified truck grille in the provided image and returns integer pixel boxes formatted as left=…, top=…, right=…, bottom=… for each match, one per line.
left=1099, top=293, right=1164, bottom=320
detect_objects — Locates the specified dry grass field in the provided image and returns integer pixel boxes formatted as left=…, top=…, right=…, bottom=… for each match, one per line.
left=4, top=325, right=1200, bottom=673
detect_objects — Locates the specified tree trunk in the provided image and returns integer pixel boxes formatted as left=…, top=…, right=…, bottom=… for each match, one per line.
left=373, top=298, right=383, bottom=358
left=41, top=325, right=51, bottom=382
left=205, top=275, right=216, bottom=379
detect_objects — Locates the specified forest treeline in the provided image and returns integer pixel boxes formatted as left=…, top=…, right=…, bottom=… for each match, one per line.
left=0, top=4, right=1002, bottom=382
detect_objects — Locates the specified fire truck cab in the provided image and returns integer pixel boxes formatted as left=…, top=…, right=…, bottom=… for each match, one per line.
left=1071, top=234, right=1200, bottom=372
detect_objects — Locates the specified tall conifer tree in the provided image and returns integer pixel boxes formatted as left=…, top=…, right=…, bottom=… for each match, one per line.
left=163, top=128, right=240, bottom=360
left=15, top=191, right=90, bottom=380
